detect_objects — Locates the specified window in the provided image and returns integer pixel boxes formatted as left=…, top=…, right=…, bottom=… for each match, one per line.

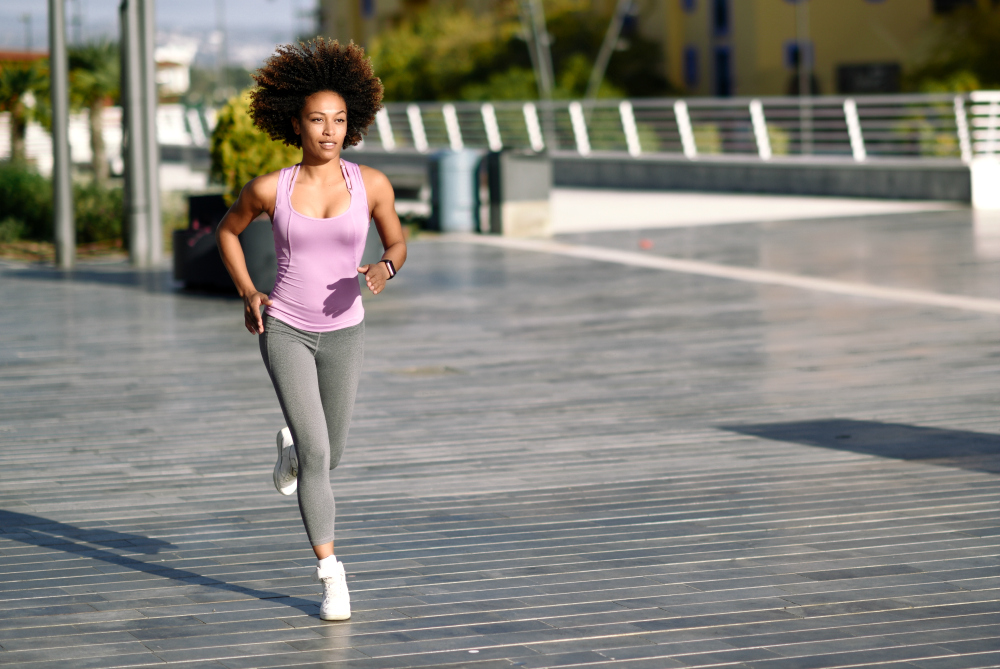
left=712, top=0, right=730, bottom=36
left=362, top=0, right=375, bottom=19
left=933, top=0, right=974, bottom=13
left=713, top=46, right=732, bottom=96
left=683, top=46, right=699, bottom=88
left=681, top=0, right=696, bottom=12
left=784, top=40, right=813, bottom=69
left=837, top=63, right=901, bottom=94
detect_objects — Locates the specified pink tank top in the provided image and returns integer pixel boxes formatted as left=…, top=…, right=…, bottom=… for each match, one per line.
left=266, top=160, right=370, bottom=332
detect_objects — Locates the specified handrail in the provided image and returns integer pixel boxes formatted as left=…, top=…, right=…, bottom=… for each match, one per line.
left=2, top=92, right=996, bottom=170
left=353, top=92, right=1000, bottom=165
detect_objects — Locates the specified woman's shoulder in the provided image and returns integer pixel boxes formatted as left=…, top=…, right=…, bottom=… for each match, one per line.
left=244, top=168, right=288, bottom=198
left=355, top=163, right=392, bottom=193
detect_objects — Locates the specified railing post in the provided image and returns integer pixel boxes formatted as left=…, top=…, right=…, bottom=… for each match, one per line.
left=844, top=98, right=867, bottom=162
left=375, top=109, right=395, bottom=151
left=523, top=102, right=545, bottom=152
left=481, top=103, right=503, bottom=152
left=749, top=99, right=771, bottom=160
left=568, top=101, right=591, bottom=156
left=674, top=100, right=697, bottom=159
left=619, top=100, right=641, bottom=157
left=406, top=104, right=428, bottom=153
left=442, top=103, right=463, bottom=151
left=954, top=96, right=972, bottom=164
left=49, top=0, right=75, bottom=269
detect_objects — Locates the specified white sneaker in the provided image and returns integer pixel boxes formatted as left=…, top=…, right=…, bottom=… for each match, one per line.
left=315, top=559, right=351, bottom=621
left=273, top=428, right=298, bottom=496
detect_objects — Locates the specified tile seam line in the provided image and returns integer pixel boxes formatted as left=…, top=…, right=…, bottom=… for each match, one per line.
left=449, top=234, right=1000, bottom=316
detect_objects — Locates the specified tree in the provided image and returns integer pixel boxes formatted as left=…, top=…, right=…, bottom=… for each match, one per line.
left=909, top=1, right=1000, bottom=91
left=0, top=59, right=47, bottom=163
left=368, top=0, right=671, bottom=102
left=210, top=91, right=300, bottom=206
left=69, top=41, right=120, bottom=185
left=369, top=4, right=519, bottom=102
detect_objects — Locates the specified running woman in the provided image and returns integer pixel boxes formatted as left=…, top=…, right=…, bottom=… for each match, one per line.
left=216, top=39, right=405, bottom=621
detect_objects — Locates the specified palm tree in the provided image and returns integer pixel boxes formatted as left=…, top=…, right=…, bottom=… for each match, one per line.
left=0, top=59, right=47, bottom=163
left=69, top=41, right=120, bottom=185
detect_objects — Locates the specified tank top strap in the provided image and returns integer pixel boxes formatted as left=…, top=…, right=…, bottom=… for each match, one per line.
left=275, top=164, right=299, bottom=209
left=343, top=160, right=369, bottom=218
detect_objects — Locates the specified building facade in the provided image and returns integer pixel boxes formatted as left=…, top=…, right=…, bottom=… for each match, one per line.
left=319, top=0, right=973, bottom=98
left=663, top=0, right=969, bottom=97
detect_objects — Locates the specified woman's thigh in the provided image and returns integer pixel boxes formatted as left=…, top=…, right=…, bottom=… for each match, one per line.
left=314, top=321, right=365, bottom=469
left=260, top=317, right=330, bottom=470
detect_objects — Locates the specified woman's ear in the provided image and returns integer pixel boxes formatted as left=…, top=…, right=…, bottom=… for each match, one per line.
left=290, top=116, right=301, bottom=135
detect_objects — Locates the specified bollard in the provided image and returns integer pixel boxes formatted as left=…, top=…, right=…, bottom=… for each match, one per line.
left=429, top=149, right=484, bottom=232
left=971, top=156, right=1000, bottom=211
left=485, top=150, right=552, bottom=237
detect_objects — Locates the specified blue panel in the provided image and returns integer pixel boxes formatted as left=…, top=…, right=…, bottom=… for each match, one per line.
left=684, top=46, right=699, bottom=88
left=712, top=0, right=730, bottom=36
left=713, top=46, right=732, bottom=96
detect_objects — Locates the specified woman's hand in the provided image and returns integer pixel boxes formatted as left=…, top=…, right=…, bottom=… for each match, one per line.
left=244, top=291, right=273, bottom=334
left=358, top=262, right=390, bottom=295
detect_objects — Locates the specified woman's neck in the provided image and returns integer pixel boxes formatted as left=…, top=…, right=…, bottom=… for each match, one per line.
left=297, top=152, right=344, bottom=182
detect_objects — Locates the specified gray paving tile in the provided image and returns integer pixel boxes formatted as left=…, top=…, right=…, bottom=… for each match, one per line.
left=2, top=213, right=998, bottom=669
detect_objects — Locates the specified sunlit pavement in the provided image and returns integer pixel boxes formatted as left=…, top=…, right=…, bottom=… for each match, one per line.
left=0, top=203, right=998, bottom=669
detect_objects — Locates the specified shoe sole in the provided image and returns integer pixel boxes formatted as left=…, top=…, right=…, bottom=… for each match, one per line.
left=274, top=428, right=297, bottom=496
left=320, top=611, right=351, bottom=621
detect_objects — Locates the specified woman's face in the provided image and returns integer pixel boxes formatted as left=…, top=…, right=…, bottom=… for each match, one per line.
left=291, top=90, right=348, bottom=159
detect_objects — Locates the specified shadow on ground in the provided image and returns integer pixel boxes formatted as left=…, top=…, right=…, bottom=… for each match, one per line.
left=722, top=419, right=1000, bottom=474
left=0, top=263, right=240, bottom=299
left=0, top=509, right=317, bottom=616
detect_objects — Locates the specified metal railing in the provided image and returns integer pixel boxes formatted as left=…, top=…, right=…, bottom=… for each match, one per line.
left=3, top=92, right=997, bottom=171
left=355, top=92, right=1000, bottom=164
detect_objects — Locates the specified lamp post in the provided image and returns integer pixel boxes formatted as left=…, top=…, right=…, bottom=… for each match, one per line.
left=119, top=0, right=160, bottom=268
left=49, top=0, right=75, bottom=269
left=141, top=0, right=161, bottom=266
left=795, top=0, right=813, bottom=155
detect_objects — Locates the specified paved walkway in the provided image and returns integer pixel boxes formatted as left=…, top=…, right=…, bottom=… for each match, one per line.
left=1, top=206, right=998, bottom=669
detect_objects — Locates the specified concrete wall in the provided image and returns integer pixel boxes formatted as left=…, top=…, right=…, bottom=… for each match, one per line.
left=350, top=149, right=972, bottom=203
left=552, top=154, right=972, bottom=202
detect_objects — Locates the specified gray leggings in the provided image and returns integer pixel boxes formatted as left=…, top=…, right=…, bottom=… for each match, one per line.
left=259, top=315, right=365, bottom=547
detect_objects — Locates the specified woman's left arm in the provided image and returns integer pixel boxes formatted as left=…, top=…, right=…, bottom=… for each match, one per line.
left=357, top=166, right=407, bottom=295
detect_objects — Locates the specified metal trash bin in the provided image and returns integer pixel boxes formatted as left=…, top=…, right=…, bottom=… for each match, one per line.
left=429, top=149, right=484, bottom=233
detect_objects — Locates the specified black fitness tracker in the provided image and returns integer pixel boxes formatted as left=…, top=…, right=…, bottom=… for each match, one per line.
left=381, top=259, right=396, bottom=279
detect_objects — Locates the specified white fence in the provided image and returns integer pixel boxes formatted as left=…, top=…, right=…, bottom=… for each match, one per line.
left=0, top=104, right=216, bottom=177
left=3, top=93, right=998, bottom=175
left=358, top=92, right=1000, bottom=164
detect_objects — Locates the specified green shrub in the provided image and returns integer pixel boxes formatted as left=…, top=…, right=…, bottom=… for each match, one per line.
left=210, top=91, right=300, bottom=206
left=0, top=217, right=27, bottom=242
left=0, top=161, right=123, bottom=243
left=73, top=180, right=124, bottom=243
left=0, top=161, right=53, bottom=239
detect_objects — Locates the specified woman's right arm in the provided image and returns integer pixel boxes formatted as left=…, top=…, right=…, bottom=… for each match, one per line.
left=215, top=173, right=279, bottom=334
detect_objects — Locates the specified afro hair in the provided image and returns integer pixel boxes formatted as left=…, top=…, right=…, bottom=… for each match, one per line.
left=249, top=38, right=384, bottom=149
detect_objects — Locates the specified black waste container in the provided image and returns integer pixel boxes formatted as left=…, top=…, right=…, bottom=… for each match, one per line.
left=173, top=194, right=276, bottom=293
